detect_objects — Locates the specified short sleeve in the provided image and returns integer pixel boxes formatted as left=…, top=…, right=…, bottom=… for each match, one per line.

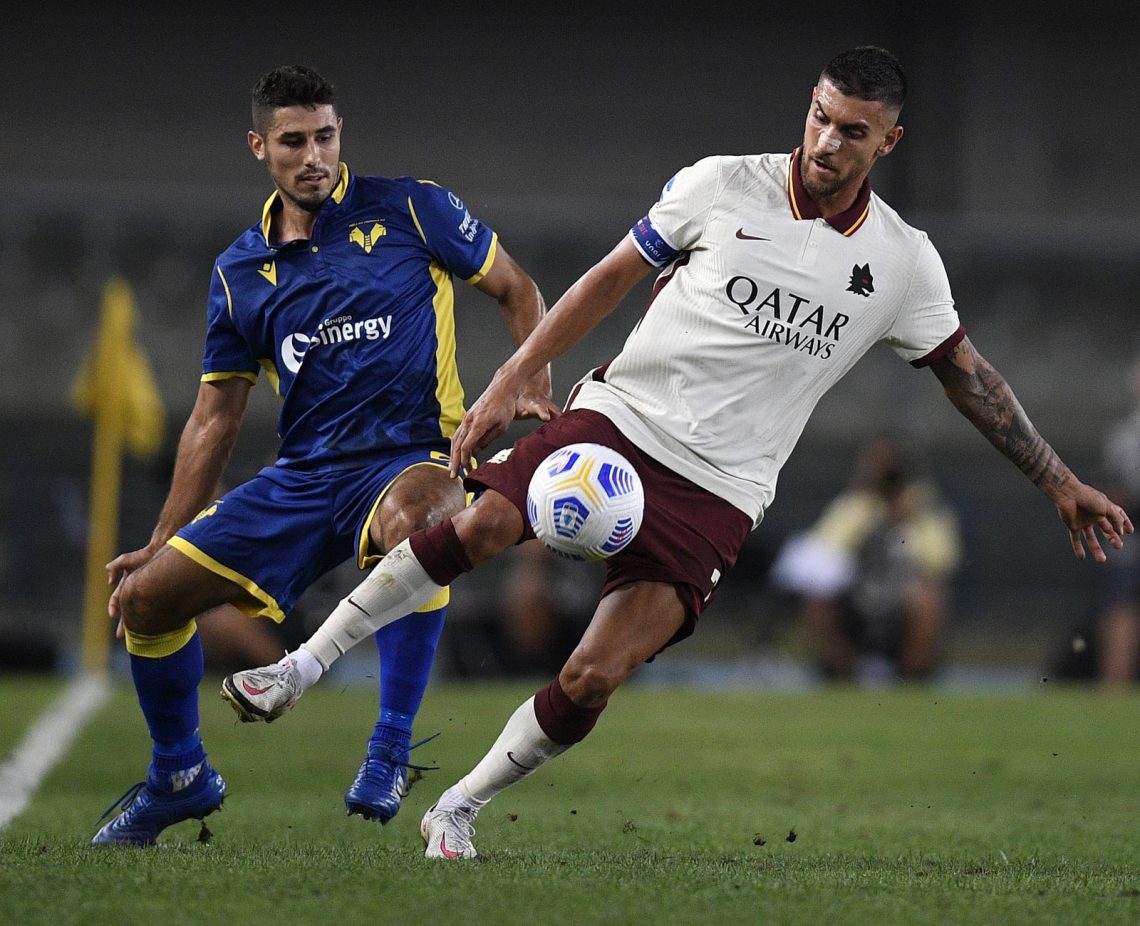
left=630, top=156, right=722, bottom=267
left=407, top=181, right=497, bottom=283
left=884, top=236, right=964, bottom=366
left=201, top=263, right=259, bottom=380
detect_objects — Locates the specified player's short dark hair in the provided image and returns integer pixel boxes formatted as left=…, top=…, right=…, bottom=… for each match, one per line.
left=820, top=46, right=907, bottom=112
left=251, top=65, right=336, bottom=133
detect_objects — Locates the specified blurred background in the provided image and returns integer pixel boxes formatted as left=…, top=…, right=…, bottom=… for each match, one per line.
left=2, top=1, right=1137, bottom=685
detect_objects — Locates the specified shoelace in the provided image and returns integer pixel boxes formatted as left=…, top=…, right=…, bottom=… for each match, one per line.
left=96, top=781, right=147, bottom=824
left=367, top=732, right=442, bottom=778
left=441, top=803, right=478, bottom=849
left=252, top=661, right=297, bottom=685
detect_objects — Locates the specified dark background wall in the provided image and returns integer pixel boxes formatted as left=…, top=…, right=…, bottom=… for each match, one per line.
left=2, top=1, right=1138, bottom=668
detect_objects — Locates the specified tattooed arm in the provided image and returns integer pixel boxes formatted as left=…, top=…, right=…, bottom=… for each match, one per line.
left=930, top=336, right=1133, bottom=561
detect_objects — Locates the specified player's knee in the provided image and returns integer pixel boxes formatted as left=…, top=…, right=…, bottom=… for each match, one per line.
left=559, top=656, right=626, bottom=708
left=385, top=507, right=426, bottom=546
left=455, top=495, right=525, bottom=563
left=378, top=467, right=467, bottom=545
left=117, top=575, right=174, bottom=636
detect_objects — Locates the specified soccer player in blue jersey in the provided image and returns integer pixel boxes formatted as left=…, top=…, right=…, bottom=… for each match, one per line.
left=91, top=65, right=558, bottom=846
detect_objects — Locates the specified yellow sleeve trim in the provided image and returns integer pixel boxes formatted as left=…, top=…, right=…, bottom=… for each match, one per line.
left=465, top=232, right=499, bottom=284
left=202, top=370, right=258, bottom=384
left=257, top=358, right=282, bottom=396
left=125, top=620, right=198, bottom=658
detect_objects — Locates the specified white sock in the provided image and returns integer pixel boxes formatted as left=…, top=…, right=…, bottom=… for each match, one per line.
left=455, top=696, right=571, bottom=805
left=302, top=539, right=443, bottom=670
left=281, top=648, right=323, bottom=689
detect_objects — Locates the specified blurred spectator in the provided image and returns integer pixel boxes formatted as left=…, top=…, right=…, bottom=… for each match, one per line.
left=769, top=437, right=961, bottom=684
left=1051, top=361, right=1140, bottom=685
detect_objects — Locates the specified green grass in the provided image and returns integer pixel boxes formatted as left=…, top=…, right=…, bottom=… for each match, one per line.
left=1, top=676, right=1137, bottom=925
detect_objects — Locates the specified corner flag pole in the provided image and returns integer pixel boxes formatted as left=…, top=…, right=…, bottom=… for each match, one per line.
left=72, top=278, right=165, bottom=673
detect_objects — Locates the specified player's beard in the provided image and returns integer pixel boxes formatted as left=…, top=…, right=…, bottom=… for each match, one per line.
left=800, top=153, right=845, bottom=202
left=800, top=149, right=877, bottom=205
left=280, top=181, right=328, bottom=215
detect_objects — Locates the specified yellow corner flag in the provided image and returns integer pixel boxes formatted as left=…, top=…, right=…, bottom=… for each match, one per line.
left=71, top=277, right=166, bottom=671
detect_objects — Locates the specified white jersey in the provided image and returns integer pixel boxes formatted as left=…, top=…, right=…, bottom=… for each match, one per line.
left=568, top=150, right=963, bottom=526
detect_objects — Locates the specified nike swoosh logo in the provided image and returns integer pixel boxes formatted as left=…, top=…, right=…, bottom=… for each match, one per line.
left=439, top=835, right=460, bottom=859
left=506, top=751, right=537, bottom=772
left=242, top=681, right=273, bottom=696
left=735, top=228, right=771, bottom=241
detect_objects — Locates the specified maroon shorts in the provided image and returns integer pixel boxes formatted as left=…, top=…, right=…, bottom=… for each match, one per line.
left=466, top=409, right=752, bottom=643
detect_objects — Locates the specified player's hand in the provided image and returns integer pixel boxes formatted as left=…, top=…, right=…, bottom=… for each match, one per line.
left=1055, top=482, right=1133, bottom=562
left=513, top=388, right=561, bottom=424
left=450, top=375, right=519, bottom=477
left=106, top=546, right=158, bottom=620
left=511, top=365, right=560, bottom=424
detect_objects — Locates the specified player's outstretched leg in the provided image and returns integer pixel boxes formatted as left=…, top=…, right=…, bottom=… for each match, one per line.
left=221, top=537, right=451, bottom=721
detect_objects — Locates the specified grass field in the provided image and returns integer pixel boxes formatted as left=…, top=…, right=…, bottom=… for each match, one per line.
left=1, top=674, right=1137, bottom=925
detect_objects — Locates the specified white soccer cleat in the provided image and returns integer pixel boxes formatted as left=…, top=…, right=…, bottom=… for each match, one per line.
left=420, top=800, right=481, bottom=860
left=220, top=658, right=303, bottom=723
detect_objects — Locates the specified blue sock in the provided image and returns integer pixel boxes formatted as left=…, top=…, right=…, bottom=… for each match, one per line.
left=129, top=631, right=205, bottom=782
left=370, top=606, right=446, bottom=752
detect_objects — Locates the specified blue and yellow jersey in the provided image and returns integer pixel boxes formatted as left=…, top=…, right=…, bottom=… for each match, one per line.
left=203, top=163, right=498, bottom=470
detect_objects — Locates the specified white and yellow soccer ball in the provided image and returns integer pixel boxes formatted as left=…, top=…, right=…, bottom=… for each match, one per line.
left=526, top=442, right=645, bottom=560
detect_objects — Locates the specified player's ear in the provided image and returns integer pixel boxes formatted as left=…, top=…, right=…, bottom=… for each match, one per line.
left=248, top=130, right=267, bottom=161
left=878, top=124, right=903, bottom=157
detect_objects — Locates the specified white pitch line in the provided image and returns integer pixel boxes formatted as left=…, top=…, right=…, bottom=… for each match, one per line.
left=0, top=673, right=110, bottom=830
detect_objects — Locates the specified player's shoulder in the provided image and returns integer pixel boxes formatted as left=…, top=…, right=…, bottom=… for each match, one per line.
left=378, top=175, right=474, bottom=217
left=338, top=174, right=459, bottom=231
left=341, top=172, right=426, bottom=208
left=722, top=152, right=791, bottom=193
left=669, top=152, right=788, bottom=194
left=350, top=172, right=417, bottom=193
left=215, top=222, right=267, bottom=269
left=869, top=192, right=933, bottom=249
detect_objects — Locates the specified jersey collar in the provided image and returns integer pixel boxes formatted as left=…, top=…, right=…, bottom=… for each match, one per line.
left=787, top=148, right=871, bottom=237
left=259, top=162, right=351, bottom=247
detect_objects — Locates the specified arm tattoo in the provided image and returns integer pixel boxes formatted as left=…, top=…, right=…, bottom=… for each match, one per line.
left=934, top=341, right=1069, bottom=493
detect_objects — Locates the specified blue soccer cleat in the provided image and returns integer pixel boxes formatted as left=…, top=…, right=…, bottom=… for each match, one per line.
left=91, top=761, right=227, bottom=847
left=344, top=734, right=439, bottom=824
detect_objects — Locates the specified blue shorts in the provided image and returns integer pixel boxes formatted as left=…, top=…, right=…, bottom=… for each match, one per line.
left=169, top=448, right=452, bottom=622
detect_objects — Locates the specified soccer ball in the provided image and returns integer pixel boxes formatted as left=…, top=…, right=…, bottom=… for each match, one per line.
left=526, top=443, right=645, bottom=560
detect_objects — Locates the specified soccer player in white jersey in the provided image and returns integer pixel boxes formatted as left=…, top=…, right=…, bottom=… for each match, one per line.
left=228, top=46, right=1132, bottom=859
